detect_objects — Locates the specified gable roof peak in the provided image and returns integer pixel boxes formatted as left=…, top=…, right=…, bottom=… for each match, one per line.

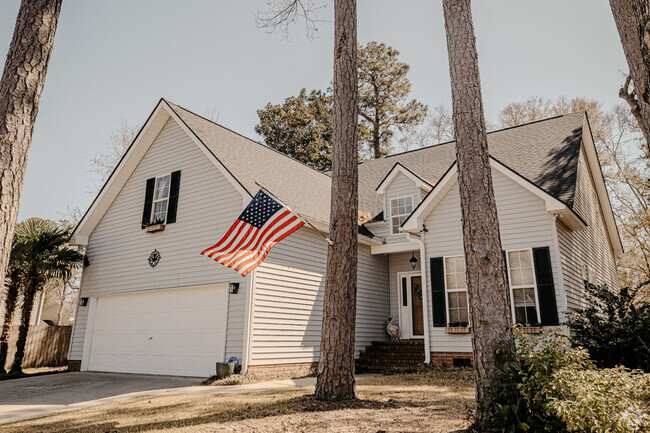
left=164, top=100, right=331, bottom=180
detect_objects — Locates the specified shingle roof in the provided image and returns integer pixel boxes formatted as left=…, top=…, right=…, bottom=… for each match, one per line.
left=358, top=111, right=585, bottom=218
left=168, top=101, right=584, bottom=226
left=167, top=102, right=333, bottom=223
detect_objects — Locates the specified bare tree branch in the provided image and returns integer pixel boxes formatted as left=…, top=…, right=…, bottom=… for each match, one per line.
left=90, top=119, right=139, bottom=192
left=255, top=0, right=327, bottom=40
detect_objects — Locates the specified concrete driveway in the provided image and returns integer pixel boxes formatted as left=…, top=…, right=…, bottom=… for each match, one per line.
left=0, top=371, right=200, bottom=424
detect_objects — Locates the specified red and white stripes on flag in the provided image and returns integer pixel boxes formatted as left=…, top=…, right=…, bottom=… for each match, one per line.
left=201, top=190, right=305, bottom=276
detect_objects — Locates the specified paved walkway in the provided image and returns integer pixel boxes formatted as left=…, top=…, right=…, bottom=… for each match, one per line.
left=0, top=371, right=374, bottom=424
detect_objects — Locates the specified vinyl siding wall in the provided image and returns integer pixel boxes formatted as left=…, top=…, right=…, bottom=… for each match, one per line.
left=419, top=169, right=562, bottom=353
left=250, top=226, right=390, bottom=365
left=556, top=146, right=619, bottom=310
left=69, top=118, right=248, bottom=362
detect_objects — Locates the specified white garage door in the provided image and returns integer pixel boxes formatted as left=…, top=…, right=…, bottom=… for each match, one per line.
left=87, top=285, right=228, bottom=377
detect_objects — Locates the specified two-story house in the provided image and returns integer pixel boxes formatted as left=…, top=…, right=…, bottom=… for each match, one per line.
left=68, top=99, right=621, bottom=376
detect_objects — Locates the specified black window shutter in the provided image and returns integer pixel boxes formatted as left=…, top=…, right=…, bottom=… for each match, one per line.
left=430, top=257, right=446, bottom=327
left=532, top=247, right=559, bottom=326
left=141, top=177, right=155, bottom=229
left=502, top=250, right=509, bottom=284
left=166, top=171, right=181, bottom=224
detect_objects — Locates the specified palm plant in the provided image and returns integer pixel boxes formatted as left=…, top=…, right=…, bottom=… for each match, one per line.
left=9, top=218, right=84, bottom=374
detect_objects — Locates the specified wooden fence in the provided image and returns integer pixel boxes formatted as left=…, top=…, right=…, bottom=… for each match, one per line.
left=4, top=325, right=72, bottom=370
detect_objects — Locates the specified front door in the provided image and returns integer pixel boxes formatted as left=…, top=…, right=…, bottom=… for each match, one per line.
left=399, top=273, right=425, bottom=338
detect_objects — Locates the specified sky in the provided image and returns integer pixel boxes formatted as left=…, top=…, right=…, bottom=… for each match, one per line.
left=0, top=0, right=628, bottom=222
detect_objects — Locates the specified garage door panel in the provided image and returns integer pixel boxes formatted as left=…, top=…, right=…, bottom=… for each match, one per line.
left=87, top=285, right=228, bottom=377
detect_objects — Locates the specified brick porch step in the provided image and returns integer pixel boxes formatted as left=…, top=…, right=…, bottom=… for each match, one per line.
left=356, top=340, right=425, bottom=373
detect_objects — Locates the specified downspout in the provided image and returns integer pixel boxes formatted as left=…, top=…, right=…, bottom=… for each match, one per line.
left=241, top=268, right=257, bottom=375
left=405, top=231, right=431, bottom=364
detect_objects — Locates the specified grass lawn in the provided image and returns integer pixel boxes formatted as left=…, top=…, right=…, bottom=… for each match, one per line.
left=0, top=365, right=68, bottom=381
left=3, top=368, right=475, bottom=433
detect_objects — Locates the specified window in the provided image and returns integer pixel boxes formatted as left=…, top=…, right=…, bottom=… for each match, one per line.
left=506, top=249, right=540, bottom=325
left=581, top=263, right=597, bottom=285
left=444, top=256, right=469, bottom=325
left=151, top=174, right=171, bottom=223
left=390, top=196, right=413, bottom=234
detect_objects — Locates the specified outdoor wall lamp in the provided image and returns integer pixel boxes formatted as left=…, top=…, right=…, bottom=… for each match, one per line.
left=410, top=252, right=418, bottom=270
left=229, top=282, right=240, bottom=294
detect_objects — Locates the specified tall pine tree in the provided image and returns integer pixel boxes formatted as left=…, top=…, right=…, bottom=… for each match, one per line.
left=0, top=0, right=62, bottom=289
left=315, top=0, right=359, bottom=401
left=610, top=0, right=650, bottom=153
left=442, top=0, right=513, bottom=422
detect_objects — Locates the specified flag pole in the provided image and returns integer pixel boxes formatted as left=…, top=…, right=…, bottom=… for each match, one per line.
left=254, top=181, right=333, bottom=246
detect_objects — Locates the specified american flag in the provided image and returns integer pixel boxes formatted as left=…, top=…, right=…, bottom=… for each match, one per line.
left=201, top=190, right=305, bottom=276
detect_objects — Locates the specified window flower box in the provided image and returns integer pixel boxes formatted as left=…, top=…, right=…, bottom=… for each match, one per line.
left=518, top=326, right=542, bottom=334
left=445, top=326, right=470, bottom=335
left=145, top=223, right=165, bottom=233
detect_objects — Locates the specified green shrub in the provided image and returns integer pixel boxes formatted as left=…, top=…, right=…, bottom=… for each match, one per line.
left=567, top=281, right=650, bottom=371
left=476, top=329, right=586, bottom=432
left=547, top=366, right=650, bottom=433
left=476, top=329, right=650, bottom=433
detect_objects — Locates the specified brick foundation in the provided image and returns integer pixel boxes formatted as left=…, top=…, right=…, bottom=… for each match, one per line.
left=430, top=352, right=473, bottom=368
left=247, top=362, right=317, bottom=379
left=68, top=360, right=81, bottom=371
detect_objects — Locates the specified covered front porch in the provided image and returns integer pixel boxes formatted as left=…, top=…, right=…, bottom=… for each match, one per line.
left=371, top=241, right=427, bottom=342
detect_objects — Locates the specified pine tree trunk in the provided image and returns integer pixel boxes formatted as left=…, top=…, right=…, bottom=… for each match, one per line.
left=0, top=0, right=62, bottom=287
left=10, top=278, right=37, bottom=374
left=610, top=0, right=650, bottom=153
left=315, top=0, right=358, bottom=402
left=0, top=272, right=21, bottom=373
left=442, top=0, right=513, bottom=411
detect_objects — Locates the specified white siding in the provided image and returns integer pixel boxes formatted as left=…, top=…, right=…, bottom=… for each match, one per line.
left=70, top=119, right=248, bottom=361
left=419, top=169, right=562, bottom=353
left=358, top=243, right=391, bottom=349
left=557, top=146, right=619, bottom=310
left=374, top=172, right=425, bottom=242
left=251, top=227, right=389, bottom=365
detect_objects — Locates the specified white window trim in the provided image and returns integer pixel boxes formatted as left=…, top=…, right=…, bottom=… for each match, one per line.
left=505, top=248, right=542, bottom=325
left=389, top=195, right=415, bottom=235
left=442, top=255, right=470, bottom=326
left=150, top=173, right=172, bottom=223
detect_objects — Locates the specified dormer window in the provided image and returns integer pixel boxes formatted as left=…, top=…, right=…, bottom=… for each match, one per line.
left=390, top=196, right=413, bottom=234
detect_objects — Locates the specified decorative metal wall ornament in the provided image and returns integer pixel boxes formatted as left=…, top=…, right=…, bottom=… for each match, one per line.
left=148, top=249, right=161, bottom=267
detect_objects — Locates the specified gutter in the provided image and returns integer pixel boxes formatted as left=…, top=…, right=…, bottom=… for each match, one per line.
left=404, top=231, right=431, bottom=364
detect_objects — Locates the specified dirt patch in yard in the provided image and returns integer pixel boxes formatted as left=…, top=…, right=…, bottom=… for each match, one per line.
left=4, top=368, right=475, bottom=432
left=201, top=373, right=264, bottom=386
left=0, top=365, right=67, bottom=381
